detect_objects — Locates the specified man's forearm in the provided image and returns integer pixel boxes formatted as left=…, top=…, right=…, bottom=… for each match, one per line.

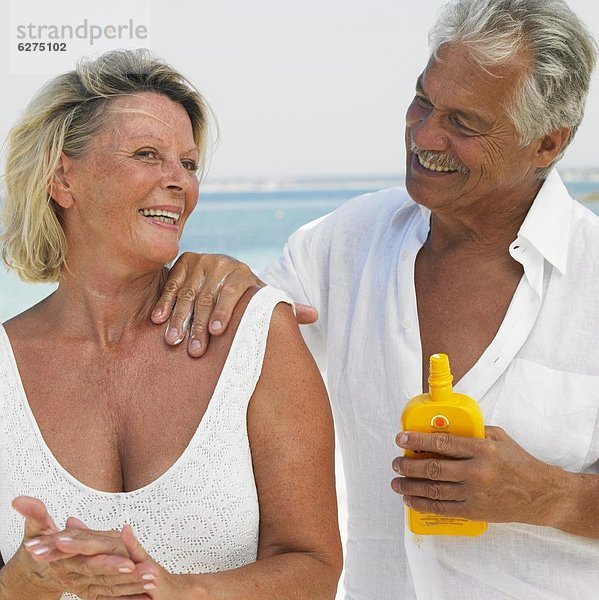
left=547, top=470, right=599, bottom=539
left=181, top=551, right=340, bottom=600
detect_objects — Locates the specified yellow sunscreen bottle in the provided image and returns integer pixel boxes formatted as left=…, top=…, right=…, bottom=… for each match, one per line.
left=401, top=353, right=487, bottom=536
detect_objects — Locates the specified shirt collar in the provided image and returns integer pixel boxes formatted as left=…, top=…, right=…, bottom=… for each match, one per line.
left=389, top=169, right=572, bottom=296
left=391, top=169, right=572, bottom=273
left=389, top=198, right=430, bottom=227
left=515, top=168, right=571, bottom=276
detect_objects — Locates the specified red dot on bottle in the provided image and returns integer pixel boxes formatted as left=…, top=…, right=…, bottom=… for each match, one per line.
left=434, top=416, right=447, bottom=428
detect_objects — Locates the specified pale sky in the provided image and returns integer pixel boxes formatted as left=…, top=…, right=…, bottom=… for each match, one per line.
left=1, top=0, right=598, bottom=180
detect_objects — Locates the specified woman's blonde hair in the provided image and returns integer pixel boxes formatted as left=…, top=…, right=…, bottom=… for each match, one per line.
left=1, top=49, right=213, bottom=283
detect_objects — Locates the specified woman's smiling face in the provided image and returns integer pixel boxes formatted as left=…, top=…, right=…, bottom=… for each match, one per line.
left=58, top=92, right=200, bottom=273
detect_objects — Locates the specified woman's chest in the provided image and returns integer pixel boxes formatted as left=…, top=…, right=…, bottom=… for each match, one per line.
left=16, top=346, right=221, bottom=493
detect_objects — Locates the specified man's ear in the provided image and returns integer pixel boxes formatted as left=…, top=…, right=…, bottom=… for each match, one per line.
left=48, top=153, right=75, bottom=209
left=534, top=127, right=571, bottom=170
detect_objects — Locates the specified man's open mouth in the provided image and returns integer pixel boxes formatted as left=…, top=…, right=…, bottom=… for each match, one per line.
left=416, top=153, right=459, bottom=173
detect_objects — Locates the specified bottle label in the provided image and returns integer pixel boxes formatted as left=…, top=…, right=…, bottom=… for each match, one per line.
left=415, top=514, right=471, bottom=527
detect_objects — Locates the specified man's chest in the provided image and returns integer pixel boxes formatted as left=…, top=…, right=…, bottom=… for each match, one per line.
left=415, top=251, right=524, bottom=387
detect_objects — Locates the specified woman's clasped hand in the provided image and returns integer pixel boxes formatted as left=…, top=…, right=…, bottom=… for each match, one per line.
left=12, top=496, right=165, bottom=599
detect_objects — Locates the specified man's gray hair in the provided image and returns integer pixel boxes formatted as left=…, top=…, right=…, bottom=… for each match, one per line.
left=429, top=0, right=597, bottom=177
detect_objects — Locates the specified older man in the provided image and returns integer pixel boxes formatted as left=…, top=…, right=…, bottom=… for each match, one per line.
left=154, top=0, right=599, bottom=598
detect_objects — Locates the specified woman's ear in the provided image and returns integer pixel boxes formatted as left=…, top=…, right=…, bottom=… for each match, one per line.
left=48, top=153, right=75, bottom=209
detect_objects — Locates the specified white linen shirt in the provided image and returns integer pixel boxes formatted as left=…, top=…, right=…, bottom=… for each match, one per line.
left=260, top=169, right=599, bottom=600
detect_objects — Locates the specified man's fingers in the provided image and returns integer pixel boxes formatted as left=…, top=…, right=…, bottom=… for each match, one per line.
left=152, top=264, right=189, bottom=324
left=208, top=279, right=265, bottom=336
left=152, top=254, right=264, bottom=357
left=184, top=273, right=228, bottom=356
left=294, top=303, right=319, bottom=325
left=391, top=476, right=467, bottom=501
left=401, top=494, right=468, bottom=519
left=484, top=425, right=507, bottom=441
left=192, top=270, right=264, bottom=336
left=12, top=496, right=58, bottom=537
left=165, top=283, right=201, bottom=346
left=396, top=431, right=478, bottom=459
left=392, top=456, right=468, bottom=482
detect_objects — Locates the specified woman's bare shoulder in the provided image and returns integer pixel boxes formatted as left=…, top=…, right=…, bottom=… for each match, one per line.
left=2, top=299, right=53, bottom=343
left=249, top=291, right=330, bottom=429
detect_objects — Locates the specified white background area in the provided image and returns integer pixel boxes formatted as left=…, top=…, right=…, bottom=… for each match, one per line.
left=1, top=0, right=598, bottom=180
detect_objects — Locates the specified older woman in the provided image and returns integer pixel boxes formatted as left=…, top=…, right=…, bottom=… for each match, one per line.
left=0, top=50, right=341, bottom=599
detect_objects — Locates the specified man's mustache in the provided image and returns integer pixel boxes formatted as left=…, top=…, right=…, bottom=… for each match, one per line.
left=410, top=135, right=469, bottom=174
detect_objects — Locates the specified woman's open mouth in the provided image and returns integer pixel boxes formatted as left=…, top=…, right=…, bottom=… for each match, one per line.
left=138, top=208, right=181, bottom=227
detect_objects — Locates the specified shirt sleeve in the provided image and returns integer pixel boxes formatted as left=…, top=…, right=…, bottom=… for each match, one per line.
left=259, top=212, right=335, bottom=372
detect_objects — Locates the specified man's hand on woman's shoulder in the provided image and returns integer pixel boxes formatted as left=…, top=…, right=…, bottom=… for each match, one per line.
left=152, top=253, right=318, bottom=358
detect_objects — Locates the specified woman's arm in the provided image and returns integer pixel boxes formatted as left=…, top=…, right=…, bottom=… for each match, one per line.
left=123, top=301, right=342, bottom=599
left=196, top=301, right=342, bottom=598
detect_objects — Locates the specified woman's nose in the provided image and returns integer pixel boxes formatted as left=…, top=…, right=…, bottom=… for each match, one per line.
left=162, top=159, right=192, bottom=191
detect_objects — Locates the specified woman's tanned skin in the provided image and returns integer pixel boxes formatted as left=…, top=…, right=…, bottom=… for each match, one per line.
left=0, top=92, right=341, bottom=599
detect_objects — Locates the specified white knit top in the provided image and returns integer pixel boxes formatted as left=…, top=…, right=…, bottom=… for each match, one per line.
left=0, top=286, right=290, bottom=600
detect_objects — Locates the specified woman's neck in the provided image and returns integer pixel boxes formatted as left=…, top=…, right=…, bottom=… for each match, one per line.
left=45, top=266, right=167, bottom=347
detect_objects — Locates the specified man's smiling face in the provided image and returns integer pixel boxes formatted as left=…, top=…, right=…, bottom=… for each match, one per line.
left=404, top=43, right=545, bottom=217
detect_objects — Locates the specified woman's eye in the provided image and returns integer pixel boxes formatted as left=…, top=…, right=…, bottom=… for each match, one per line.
left=136, top=149, right=158, bottom=159
left=182, top=160, right=198, bottom=172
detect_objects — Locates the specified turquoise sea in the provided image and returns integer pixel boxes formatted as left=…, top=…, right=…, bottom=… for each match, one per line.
left=1, top=178, right=599, bottom=322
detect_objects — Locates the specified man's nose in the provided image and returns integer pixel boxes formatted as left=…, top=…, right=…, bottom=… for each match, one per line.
left=407, top=104, right=449, bottom=153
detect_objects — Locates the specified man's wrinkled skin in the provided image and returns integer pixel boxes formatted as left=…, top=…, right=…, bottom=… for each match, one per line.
left=151, top=253, right=317, bottom=357
left=391, top=427, right=572, bottom=528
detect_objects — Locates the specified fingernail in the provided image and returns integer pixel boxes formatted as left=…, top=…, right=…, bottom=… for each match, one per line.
left=142, top=573, right=156, bottom=581
left=144, top=583, right=158, bottom=590
left=189, top=339, right=201, bottom=352
left=166, top=327, right=180, bottom=343
left=398, top=433, right=409, bottom=446
left=403, top=497, right=412, bottom=507
left=57, top=536, right=74, bottom=543
left=32, top=546, right=49, bottom=555
left=24, top=539, right=42, bottom=548
left=152, top=308, right=163, bottom=319
left=118, top=566, right=134, bottom=574
left=211, top=320, right=222, bottom=332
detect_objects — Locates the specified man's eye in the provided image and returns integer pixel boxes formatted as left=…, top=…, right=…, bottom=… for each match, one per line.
left=415, top=95, right=433, bottom=108
left=453, top=119, right=477, bottom=135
